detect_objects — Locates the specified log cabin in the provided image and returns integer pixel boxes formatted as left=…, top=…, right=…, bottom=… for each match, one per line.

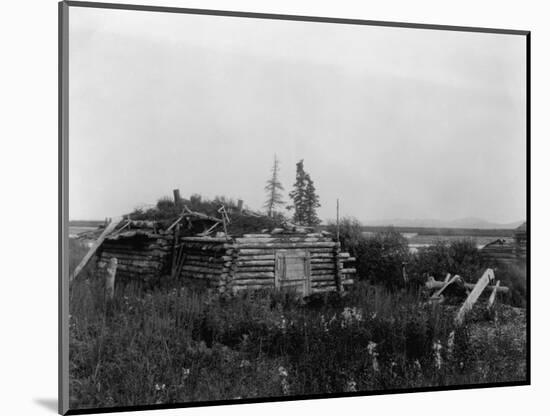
left=94, top=220, right=355, bottom=295
left=173, top=231, right=356, bottom=295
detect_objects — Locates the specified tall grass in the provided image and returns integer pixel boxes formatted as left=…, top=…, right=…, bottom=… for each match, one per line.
left=69, top=280, right=525, bottom=408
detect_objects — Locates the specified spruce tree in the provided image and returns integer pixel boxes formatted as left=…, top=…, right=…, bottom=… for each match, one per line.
left=264, top=154, right=285, bottom=217
left=304, top=173, right=321, bottom=225
left=288, top=159, right=308, bottom=224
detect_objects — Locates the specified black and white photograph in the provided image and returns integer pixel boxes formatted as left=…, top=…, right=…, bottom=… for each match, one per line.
left=60, top=1, right=529, bottom=413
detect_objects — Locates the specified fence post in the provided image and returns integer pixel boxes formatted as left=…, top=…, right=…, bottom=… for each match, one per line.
left=105, top=257, right=118, bottom=300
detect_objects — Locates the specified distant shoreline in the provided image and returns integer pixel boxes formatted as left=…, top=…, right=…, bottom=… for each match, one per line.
left=357, top=225, right=514, bottom=237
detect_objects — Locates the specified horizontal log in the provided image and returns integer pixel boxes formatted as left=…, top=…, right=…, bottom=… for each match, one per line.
left=181, top=265, right=224, bottom=274
left=425, top=279, right=509, bottom=293
left=234, top=272, right=275, bottom=279
left=99, top=254, right=163, bottom=262
left=310, top=287, right=336, bottom=294
left=235, top=242, right=338, bottom=249
left=100, top=248, right=168, bottom=256
left=238, top=248, right=335, bottom=255
left=180, top=273, right=222, bottom=281
left=97, top=259, right=161, bottom=268
left=236, top=260, right=275, bottom=267
left=311, top=270, right=337, bottom=276
left=241, top=233, right=325, bottom=238
left=235, top=237, right=332, bottom=244
left=235, top=266, right=274, bottom=273
left=180, top=237, right=230, bottom=243
left=231, top=285, right=274, bottom=292
left=341, top=268, right=356, bottom=274
left=234, top=254, right=276, bottom=261
left=310, top=258, right=337, bottom=264
left=230, top=279, right=275, bottom=285
left=312, top=279, right=353, bottom=287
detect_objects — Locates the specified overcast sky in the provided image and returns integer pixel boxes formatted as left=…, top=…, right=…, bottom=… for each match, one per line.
left=68, top=6, right=527, bottom=224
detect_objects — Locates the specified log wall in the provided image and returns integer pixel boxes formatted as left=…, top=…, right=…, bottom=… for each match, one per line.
left=96, top=235, right=171, bottom=286
left=228, top=233, right=355, bottom=294
left=176, top=239, right=233, bottom=292
left=95, top=232, right=356, bottom=295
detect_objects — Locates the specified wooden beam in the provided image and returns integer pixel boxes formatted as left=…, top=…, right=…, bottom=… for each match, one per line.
left=455, top=269, right=495, bottom=325
left=487, top=280, right=501, bottom=310
left=430, top=274, right=462, bottom=300
left=105, top=257, right=117, bottom=300
left=425, top=276, right=508, bottom=294
left=70, top=217, right=122, bottom=281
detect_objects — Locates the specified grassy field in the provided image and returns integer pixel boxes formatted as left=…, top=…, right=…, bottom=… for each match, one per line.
left=68, top=240, right=526, bottom=410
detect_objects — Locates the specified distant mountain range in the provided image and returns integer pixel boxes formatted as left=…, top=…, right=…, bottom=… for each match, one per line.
left=363, top=217, right=524, bottom=230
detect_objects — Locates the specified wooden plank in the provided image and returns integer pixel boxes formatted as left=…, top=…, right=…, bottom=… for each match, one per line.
left=105, top=257, right=117, bottom=300
left=70, top=218, right=123, bottom=281
left=455, top=269, right=495, bottom=325
left=487, top=280, right=500, bottom=310
left=430, top=274, right=461, bottom=300
left=425, top=276, right=508, bottom=293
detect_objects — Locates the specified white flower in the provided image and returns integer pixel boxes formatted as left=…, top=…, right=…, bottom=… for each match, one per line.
left=278, top=366, right=288, bottom=378
left=367, top=341, right=378, bottom=356
left=341, top=307, right=364, bottom=327
left=447, top=331, right=455, bottom=356
left=433, top=340, right=443, bottom=370
left=281, top=378, right=291, bottom=395
left=372, top=357, right=379, bottom=372
left=345, top=380, right=357, bottom=392
left=155, top=383, right=166, bottom=391
left=182, top=368, right=190, bottom=378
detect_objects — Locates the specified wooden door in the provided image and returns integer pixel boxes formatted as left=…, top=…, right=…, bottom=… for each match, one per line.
left=275, top=250, right=311, bottom=295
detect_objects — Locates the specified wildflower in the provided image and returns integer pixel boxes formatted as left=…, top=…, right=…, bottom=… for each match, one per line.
left=320, top=315, right=329, bottom=332
left=281, top=378, right=291, bottom=395
left=239, top=360, right=251, bottom=368
left=367, top=341, right=379, bottom=372
left=390, top=360, right=397, bottom=378
left=182, top=368, right=190, bottom=378
left=344, top=380, right=357, bottom=392
left=341, top=307, right=363, bottom=327
left=367, top=341, right=377, bottom=356
left=154, top=383, right=166, bottom=391
left=447, top=331, right=455, bottom=356
left=277, top=315, right=287, bottom=332
left=433, top=340, right=443, bottom=370
left=372, top=357, right=379, bottom=373
left=278, top=366, right=288, bottom=378
left=413, top=359, right=422, bottom=372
